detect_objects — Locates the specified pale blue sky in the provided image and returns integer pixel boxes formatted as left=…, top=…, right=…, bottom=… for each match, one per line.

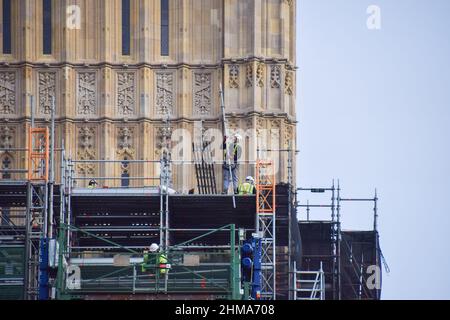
left=296, top=0, right=450, bottom=299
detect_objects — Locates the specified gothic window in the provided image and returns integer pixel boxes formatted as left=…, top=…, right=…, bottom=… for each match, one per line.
left=161, top=0, right=169, bottom=56
left=122, top=0, right=131, bottom=56
left=2, top=0, right=11, bottom=54
left=43, top=0, right=52, bottom=54
left=121, top=157, right=130, bottom=187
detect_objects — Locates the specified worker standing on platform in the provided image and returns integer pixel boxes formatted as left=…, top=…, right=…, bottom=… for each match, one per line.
left=142, top=243, right=169, bottom=275
left=238, top=176, right=256, bottom=195
left=222, top=133, right=242, bottom=194
left=88, top=179, right=98, bottom=189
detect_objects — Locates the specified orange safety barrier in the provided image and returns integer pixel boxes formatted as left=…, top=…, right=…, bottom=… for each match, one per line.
left=28, top=127, right=49, bottom=182
left=256, top=160, right=276, bottom=214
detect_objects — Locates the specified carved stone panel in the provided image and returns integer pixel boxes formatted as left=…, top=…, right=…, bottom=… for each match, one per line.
left=77, top=127, right=96, bottom=175
left=229, top=65, right=239, bottom=88
left=194, top=73, right=212, bottom=116
left=38, top=72, right=56, bottom=115
left=117, top=127, right=135, bottom=159
left=246, top=64, right=254, bottom=88
left=0, top=126, right=14, bottom=149
left=156, top=72, right=174, bottom=116
left=117, top=72, right=135, bottom=116
left=285, top=71, right=293, bottom=95
left=0, top=72, right=16, bottom=115
left=155, top=126, right=172, bottom=158
left=271, top=65, right=282, bottom=88
left=77, top=72, right=97, bottom=115
left=256, top=63, right=265, bottom=87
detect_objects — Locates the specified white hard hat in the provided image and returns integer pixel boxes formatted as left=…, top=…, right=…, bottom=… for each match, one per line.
left=246, top=176, right=255, bottom=183
left=149, top=243, right=159, bottom=252
left=233, top=133, right=242, bottom=141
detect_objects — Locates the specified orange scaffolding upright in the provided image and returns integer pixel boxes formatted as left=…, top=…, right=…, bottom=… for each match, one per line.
left=24, top=127, right=50, bottom=300
left=256, top=160, right=276, bottom=300
left=28, top=127, right=49, bottom=182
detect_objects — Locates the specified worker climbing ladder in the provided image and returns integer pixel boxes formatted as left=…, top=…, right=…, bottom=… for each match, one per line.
left=255, top=160, right=276, bottom=300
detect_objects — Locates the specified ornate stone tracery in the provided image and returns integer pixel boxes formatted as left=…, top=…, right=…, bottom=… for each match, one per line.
left=246, top=64, right=254, bottom=88
left=0, top=72, right=16, bottom=115
left=77, top=72, right=97, bottom=115
left=0, top=126, right=14, bottom=149
left=229, top=65, right=239, bottom=88
left=156, top=73, right=174, bottom=116
left=256, top=63, right=265, bottom=87
left=271, top=65, right=282, bottom=88
left=38, top=72, right=56, bottom=115
left=117, top=72, right=135, bottom=116
left=77, top=127, right=96, bottom=175
left=117, top=127, right=135, bottom=159
left=194, top=73, right=212, bottom=116
left=285, top=71, right=293, bottom=95
left=155, top=125, right=172, bottom=157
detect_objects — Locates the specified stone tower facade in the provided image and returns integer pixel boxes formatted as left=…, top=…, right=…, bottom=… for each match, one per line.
left=0, top=0, right=296, bottom=191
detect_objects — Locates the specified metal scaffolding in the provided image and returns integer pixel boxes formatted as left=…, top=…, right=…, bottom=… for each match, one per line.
left=256, top=160, right=276, bottom=300
left=296, top=181, right=385, bottom=300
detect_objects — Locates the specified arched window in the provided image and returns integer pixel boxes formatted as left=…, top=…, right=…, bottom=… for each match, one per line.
left=122, top=0, right=131, bottom=55
left=2, top=0, right=12, bottom=54
left=43, top=0, right=52, bottom=54
left=161, top=0, right=169, bottom=56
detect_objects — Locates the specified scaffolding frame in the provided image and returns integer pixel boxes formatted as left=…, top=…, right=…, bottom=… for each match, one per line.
left=256, top=160, right=276, bottom=300
left=297, top=182, right=339, bottom=299
left=297, top=181, right=382, bottom=300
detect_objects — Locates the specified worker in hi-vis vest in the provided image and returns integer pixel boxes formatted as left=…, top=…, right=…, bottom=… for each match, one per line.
left=141, top=243, right=169, bottom=274
left=222, top=133, right=242, bottom=194
left=88, top=179, right=98, bottom=189
left=238, top=176, right=257, bottom=195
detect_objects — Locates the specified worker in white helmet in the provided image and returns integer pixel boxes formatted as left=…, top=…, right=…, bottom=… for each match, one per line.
left=142, top=243, right=169, bottom=274
left=222, top=133, right=242, bottom=194
left=238, top=176, right=256, bottom=195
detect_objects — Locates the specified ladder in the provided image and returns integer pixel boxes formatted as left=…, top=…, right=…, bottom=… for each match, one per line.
left=293, top=261, right=325, bottom=300
left=192, top=141, right=217, bottom=195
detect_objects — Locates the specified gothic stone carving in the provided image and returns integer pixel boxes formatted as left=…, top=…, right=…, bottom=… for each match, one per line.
left=194, top=73, right=212, bottom=116
left=246, top=64, right=254, bottom=88
left=77, top=72, right=97, bottom=115
left=38, top=72, right=56, bottom=115
left=285, top=71, right=293, bottom=95
left=117, top=127, right=135, bottom=158
left=229, top=65, right=239, bottom=89
left=155, top=126, right=172, bottom=157
left=284, top=125, right=294, bottom=148
left=0, top=126, right=14, bottom=149
left=117, top=72, right=135, bottom=116
left=0, top=72, right=15, bottom=114
left=77, top=127, right=96, bottom=175
left=256, top=63, right=265, bottom=87
left=271, top=65, right=282, bottom=88
left=156, top=73, right=174, bottom=116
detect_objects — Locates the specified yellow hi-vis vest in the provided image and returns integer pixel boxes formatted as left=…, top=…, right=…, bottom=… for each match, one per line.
left=141, top=252, right=168, bottom=274
left=224, top=144, right=239, bottom=161
left=238, top=182, right=255, bottom=195
left=158, top=253, right=168, bottom=274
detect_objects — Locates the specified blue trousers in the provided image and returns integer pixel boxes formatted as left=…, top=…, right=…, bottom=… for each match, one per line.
left=223, top=165, right=239, bottom=194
